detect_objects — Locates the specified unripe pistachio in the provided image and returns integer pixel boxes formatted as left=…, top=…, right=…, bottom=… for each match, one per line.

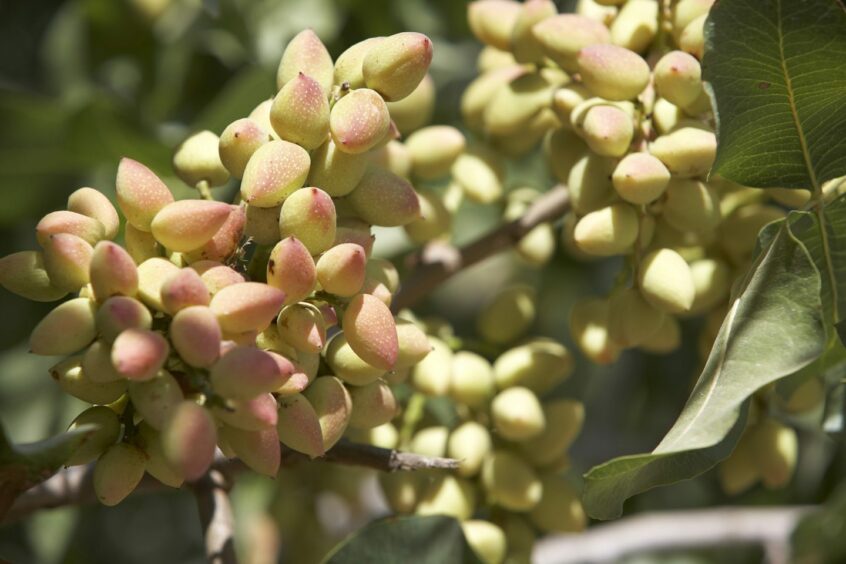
left=66, top=406, right=121, bottom=466
left=306, top=141, right=367, bottom=199
left=529, top=474, right=586, bottom=532
left=266, top=237, right=316, bottom=304
left=673, top=0, right=713, bottom=39
left=490, top=107, right=560, bottom=158
left=67, top=188, right=120, bottom=240
left=718, top=430, right=760, bottom=495
left=640, top=314, right=682, bottom=355
left=450, top=351, right=496, bottom=408
left=150, top=200, right=232, bottom=253
left=767, top=188, right=811, bottom=208
left=570, top=298, right=620, bottom=364
left=276, top=393, right=325, bottom=458
left=42, top=233, right=93, bottom=292
left=343, top=293, right=398, bottom=370
left=481, top=450, right=542, bottom=511
left=162, top=401, right=217, bottom=481
left=362, top=32, right=433, bottom=102
left=477, top=286, right=536, bottom=345
left=36, top=210, right=105, bottom=248
left=215, top=393, right=278, bottom=431
left=276, top=29, right=333, bottom=95
left=650, top=126, right=716, bottom=178
left=448, top=422, right=492, bottom=478
left=653, top=97, right=686, bottom=134
left=610, top=0, right=658, bottom=52
left=612, top=152, right=670, bottom=204
left=461, top=66, right=525, bottom=132
left=653, top=50, right=702, bottom=108
left=365, top=422, right=399, bottom=449
left=493, top=338, right=574, bottom=393
left=334, top=37, right=384, bottom=88
left=136, top=424, right=183, bottom=488
left=689, top=258, right=732, bottom=314
left=173, top=130, right=230, bottom=188
left=210, top=282, right=285, bottom=334
left=129, top=370, right=183, bottom=430
left=491, top=386, right=546, bottom=440
left=183, top=205, right=246, bottom=264
left=88, top=241, right=138, bottom=302
left=468, top=0, right=521, bottom=51
left=50, top=356, right=126, bottom=404
left=329, top=89, right=391, bottom=154
left=279, top=187, right=336, bottom=255
left=520, top=400, right=585, bottom=467
left=303, top=376, right=352, bottom=451
left=245, top=204, right=281, bottom=246
left=577, top=44, right=649, bottom=100
left=511, top=0, right=557, bottom=63
left=240, top=140, right=311, bottom=208
left=31, top=298, right=97, bottom=355
left=219, top=118, right=269, bottom=179
left=751, top=419, right=798, bottom=489
left=136, top=257, right=179, bottom=311
left=270, top=73, right=330, bottom=150
left=410, top=426, right=449, bottom=458
left=484, top=70, right=563, bottom=137
left=0, top=251, right=67, bottom=302
left=159, top=268, right=209, bottom=314
left=95, top=296, right=152, bottom=342
left=638, top=248, right=696, bottom=313
left=663, top=178, right=721, bottom=234
left=124, top=223, right=161, bottom=264
left=580, top=0, right=621, bottom=18
left=348, top=167, right=421, bottom=226
left=386, top=73, right=435, bottom=135
left=348, top=379, right=397, bottom=429
left=416, top=475, right=477, bottom=520
left=568, top=153, right=617, bottom=215
left=608, top=288, right=666, bottom=348
left=115, top=158, right=174, bottom=232
left=93, top=443, right=147, bottom=506
left=394, top=319, right=431, bottom=369
left=248, top=99, right=277, bottom=139
left=477, top=45, right=516, bottom=71
left=532, top=14, right=610, bottom=71
left=325, top=332, right=385, bottom=386
left=333, top=219, right=374, bottom=256
left=452, top=146, right=505, bottom=204
left=403, top=189, right=451, bottom=245
left=211, top=347, right=293, bottom=399
left=545, top=128, right=587, bottom=184
left=82, top=340, right=123, bottom=383
left=462, top=521, right=507, bottom=564
left=679, top=14, right=706, bottom=59
left=277, top=304, right=326, bottom=353
left=111, top=328, right=169, bottom=381
left=719, top=205, right=785, bottom=265
left=579, top=104, right=634, bottom=157
left=574, top=203, right=640, bottom=256
left=405, top=126, right=466, bottom=180
left=551, top=84, right=592, bottom=126
left=314, top=245, right=365, bottom=298
left=219, top=425, right=280, bottom=477
left=411, top=336, right=452, bottom=396
left=379, top=471, right=421, bottom=514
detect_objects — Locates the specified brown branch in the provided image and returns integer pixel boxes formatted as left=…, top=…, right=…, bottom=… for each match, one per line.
left=392, top=184, right=571, bottom=312
left=192, top=468, right=238, bottom=564
left=1, top=440, right=458, bottom=524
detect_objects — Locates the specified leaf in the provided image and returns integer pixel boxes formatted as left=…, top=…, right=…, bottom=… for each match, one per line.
left=583, top=221, right=825, bottom=520
left=703, top=0, right=846, bottom=189
left=792, top=481, right=846, bottom=562
left=0, top=419, right=96, bottom=520
left=322, top=515, right=482, bottom=564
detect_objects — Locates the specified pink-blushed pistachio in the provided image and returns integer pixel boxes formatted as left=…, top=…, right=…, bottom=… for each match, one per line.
left=348, top=379, right=398, bottom=429
left=150, top=200, right=232, bottom=253
left=0, top=251, right=67, bottom=302
left=160, top=268, right=210, bottom=314
left=653, top=50, right=702, bottom=107
left=136, top=423, right=183, bottom=488
left=315, top=243, right=367, bottom=297
left=128, top=370, right=183, bottom=430
left=220, top=425, right=281, bottom=477
left=467, top=0, right=521, bottom=51
left=115, top=157, right=174, bottom=232
left=89, top=241, right=138, bottom=301
left=162, top=401, right=217, bottom=481
left=532, top=14, right=610, bottom=71
left=362, top=32, right=433, bottom=102
left=329, top=89, right=391, bottom=155
left=395, top=319, right=432, bottom=369
left=303, top=376, right=352, bottom=451
left=362, top=276, right=393, bottom=307
left=334, top=37, right=384, bottom=88
left=276, top=29, right=334, bottom=95
left=276, top=304, right=326, bottom=354
left=248, top=99, right=277, bottom=140
left=93, top=443, right=147, bottom=506
left=124, top=223, right=161, bottom=264
left=36, top=210, right=105, bottom=247
left=214, top=393, right=278, bottom=431
left=266, top=237, right=316, bottom=305
left=137, top=257, right=180, bottom=311
left=324, top=332, right=385, bottom=386
left=42, top=233, right=93, bottom=292
left=170, top=306, right=222, bottom=368
left=30, top=298, right=97, bottom=355
left=210, top=282, right=286, bottom=334
left=82, top=340, right=124, bottom=383
left=343, top=294, right=398, bottom=371
left=50, top=355, right=127, bottom=404
left=307, top=139, right=369, bottom=197
left=67, top=187, right=120, bottom=240
left=369, top=139, right=412, bottom=178
left=276, top=393, right=325, bottom=458
left=279, top=187, right=336, bottom=255
left=111, top=328, right=169, bottom=381
left=270, top=73, right=330, bottom=150
left=95, top=296, right=152, bottom=342
left=240, top=140, right=311, bottom=208
left=190, top=261, right=245, bottom=295
left=333, top=219, right=374, bottom=256
left=577, top=44, right=650, bottom=101
left=211, top=346, right=294, bottom=399
left=579, top=105, right=634, bottom=157
left=219, top=118, right=269, bottom=179
left=183, top=205, right=246, bottom=264
left=348, top=167, right=421, bottom=226
left=405, top=126, right=466, bottom=180
left=173, top=130, right=230, bottom=188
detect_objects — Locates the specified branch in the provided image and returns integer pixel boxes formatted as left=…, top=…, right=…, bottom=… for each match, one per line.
left=192, top=469, right=238, bottom=564
left=392, top=184, right=571, bottom=312
left=532, top=506, right=815, bottom=564
left=1, top=440, right=458, bottom=524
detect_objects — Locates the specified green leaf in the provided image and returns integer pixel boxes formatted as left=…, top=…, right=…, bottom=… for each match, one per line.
left=792, top=482, right=846, bottom=562
left=323, top=515, right=482, bottom=564
left=703, top=0, right=846, bottom=189
left=0, top=419, right=96, bottom=520
left=583, top=221, right=825, bottom=520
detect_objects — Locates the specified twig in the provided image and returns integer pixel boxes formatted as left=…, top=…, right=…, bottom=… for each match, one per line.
left=392, top=184, right=571, bottom=311
left=1, top=441, right=458, bottom=524
left=192, top=468, right=238, bottom=564
left=532, top=506, right=815, bottom=564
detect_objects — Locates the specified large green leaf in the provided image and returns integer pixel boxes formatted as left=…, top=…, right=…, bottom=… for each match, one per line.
left=323, top=515, right=482, bottom=564
left=583, top=221, right=825, bottom=520
left=0, top=419, right=96, bottom=520
left=703, top=0, right=846, bottom=189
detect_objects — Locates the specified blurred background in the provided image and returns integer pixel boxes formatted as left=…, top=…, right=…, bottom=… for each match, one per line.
left=0, top=1, right=840, bottom=563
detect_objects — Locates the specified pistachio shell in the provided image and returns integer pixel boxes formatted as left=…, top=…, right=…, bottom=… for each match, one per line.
left=266, top=237, right=316, bottom=304
left=214, top=393, right=278, bottom=431
left=210, top=282, right=286, bottom=334
left=162, top=401, right=217, bottom=481
left=115, top=158, right=174, bottom=231
left=279, top=187, right=336, bottom=255
left=67, top=188, right=120, bottom=240
left=329, top=89, right=391, bottom=154
left=334, top=37, right=384, bottom=89
left=610, top=0, right=658, bottom=53
left=306, top=139, right=369, bottom=197
left=270, top=73, right=330, bottom=150
left=183, top=205, right=246, bottom=264
left=136, top=257, right=180, bottom=311
left=450, top=351, right=496, bottom=408
left=160, top=268, right=210, bottom=314
left=66, top=406, right=121, bottom=466
left=411, top=336, right=452, bottom=396
left=324, top=332, right=385, bottom=386
left=124, top=224, right=161, bottom=264
left=173, top=130, right=230, bottom=187
left=276, top=304, right=326, bottom=353
left=612, top=152, right=671, bottom=204
left=42, top=233, right=93, bottom=292
left=128, top=370, right=183, bottom=430
left=219, top=425, right=281, bottom=477
left=405, top=126, right=466, bottom=180
left=491, top=386, right=546, bottom=440
left=277, top=393, right=325, bottom=458
left=348, top=379, right=397, bottom=429
left=468, top=0, right=521, bottom=51
left=638, top=248, right=696, bottom=313
left=451, top=146, right=505, bottom=204
left=362, top=32, right=433, bottom=102
left=343, top=293, right=398, bottom=370
left=30, top=298, right=97, bottom=355
left=577, top=44, right=650, bottom=100
left=532, top=14, right=610, bottom=71
left=303, top=376, right=352, bottom=451
left=150, top=200, right=232, bottom=253
left=574, top=203, right=640, bottom=256
left=211, top=346, right=294, bottom=399
left=240, top=140, right=311, bottom=208
left=93, top=443, right=147, bottom=506
left=0, top=251, right=67, bottom=302
left=316, top=243, right=367, bottom=297
left=276, top=29, right=334, bottom=95
left=111, top=328, right=169, bottom=381
left=89, top=241, right=139, bottom=301
left=348, top=167, right=421, bottom=226
left=170, top=306, right=222, bottom=368
left=95, top=296, right=152, bottom=342
left=219, top=118, right=269, bottom=179
left=649, top=126, right=716, bottom=178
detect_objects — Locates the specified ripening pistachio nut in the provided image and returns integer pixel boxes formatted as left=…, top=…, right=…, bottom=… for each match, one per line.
left=578, top=104, right=634, bottom=157
left=448, top=421, right=492, bottom=478
left=115, top=158, right=174, bottom=232
left=370, top=140, right=412, bottom=180
left=491, top=386, right=545, bottom=440
left=316, top=243, right=367, bottom=297
left=128, top=370, right=183, bottom=430
left=42, top=233, right=93, bottom=292
left=612, top=152, right=670, bottom=205
left=532, top=14, right=610, bottom=71
left=210, top=282, right=285, bottom=334
left=51, top=356, right=127, bottom=404
left=569, top=297, right=620, bottom=364
left=270, top=73, right=330, bottom=150
left=162, top=401, right=217, bottom=481
left=347, top=167, right=421, bottom=226
left=245, top=204, right=281, bottom=246
left=462, top=521, right=507, bottom=564
left=481, top=449, right=542, bottom=511
left=608, top=287, right=666, bottom=348
left=783, top=377, right=825, bottom=414
left=82, top=340, right=123, bottom=383
left=0, top=251, right=67, bottom=302
left=483, top=70, right=563, bottom=137
left=663, top=178, right=721, bottom=234
left=334, top=219, right=375, bottom=256
left=279, top=187, right=336, bottom=255
left=452, top=146, right=505, bottom=204
left=89, top=241, right=138, bottom=302
left=405, top=126, right=466, bottom=180
left=529, top=474, right=586, bottom=532
left=66, top=406, right=122, bottom=466
left=214, top=393, right=278, bottom=432
left=276, top=29, right=334, bottom=95
left=577, top=44, right=649, bottom=101
left=574, top=203, right=640, bottom=256
left=36, top=210, right=105, bottom=248
left=211, top=346, right=293, bottom=399
left=183, top=205, right=246, bottom=264
left=652, top=97, right=686, bottom=134
left=493, top=338, right=574, bottom=393
left=67, top=187, right=120, bottom=240
left=348, top=379, right=397, bottom=429
left=95, top=296, right=152, bottom=343
left=150, top=200, right=232, bottom=253
left=461, top=66, right=525, bottom=133
left=689, top=258, right=732, bottom=314
left=545, top=128, right=587, bottom=184
left=679, top=13, right=706, bottom=59
left=124, top=224, right=161, bottom=264
left=136, top=423, right=183, bottom=488
left=276, top=393, right=325, bottom=458
left=410, top=426, right=449, bottom=458
left=329, top=89, right=390, bottom=154
left=394, top=319, right=431, bottom=369
left=366, top=257, right=400, bottom=294
left=303, top=376, right=353, bottom=451
left=718, top=431, right=760, bottom=495
left=640, top=314, right=682, bottom=355
left=219, top=425, right=280, bottom=477
left=416, top=475, right=477, bottom=520
left=30, top=297, right=97, bottom=355
left=609, top=0, right=657, bottom=51
left=324, top=332, right=385, bottom=386
left=638, top=248, right=696, bottom=313
left=240, top=140, right=311, bottom=208
left=520, top=399, right=585, bottom=467
left=468, top=0, right=521, bottom=50
left=750, top=418, right=798, bottom=489
left=411, top=336, right=452, bottom=396
left=334, top=37, right=383, bottom=88
left=276, top=303, right=326, bottom=354
left=111, top=328, right=169, bottom=381
left=248, top=99, right=277, bottom=139
left=266, top=237, right=316, bottom=304
left=173, top=130, right=230, bottom=188
left=386, top=73, right=435, bottom=134
left=306, top=141, right=367, bottom=199
left=477, top=285, right=536, bottom=345
left=649, top=126, right=716, bottom=178
left=450, top=350, right=496, bottom=408
left=510, top=0, right=557, bottom=63
left=653, top=50, right=702, bottom=108
left=159, top=268, right=210, bottom=315
left=136, top=257, right=179, bottom=311
left=218, top=118, right=269, bottom=179
left=93, top=443, right=147, bottom=506
left=568, top=153, right=617, bottom=215
left=362, top=32, right=433, bottom=102
left=169, top=306, right=221, bottom=368
left=672, top=0, right=713, bottom=39
left=343, top=294, right=398, bottom=370
left=719, top=205, right=785, bottom=265
left=477, top=45, right=516, bottom=72
left=403, top=189, right=451, bottom=245
left=379, top=471, right=421, bottom=514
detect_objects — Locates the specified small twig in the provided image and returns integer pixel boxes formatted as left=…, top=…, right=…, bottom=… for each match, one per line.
left=392, top=184, right=571, bottom=311
left=323, top=440, right=459, bottom=472
left=192, top=468, right=238, bottom=564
